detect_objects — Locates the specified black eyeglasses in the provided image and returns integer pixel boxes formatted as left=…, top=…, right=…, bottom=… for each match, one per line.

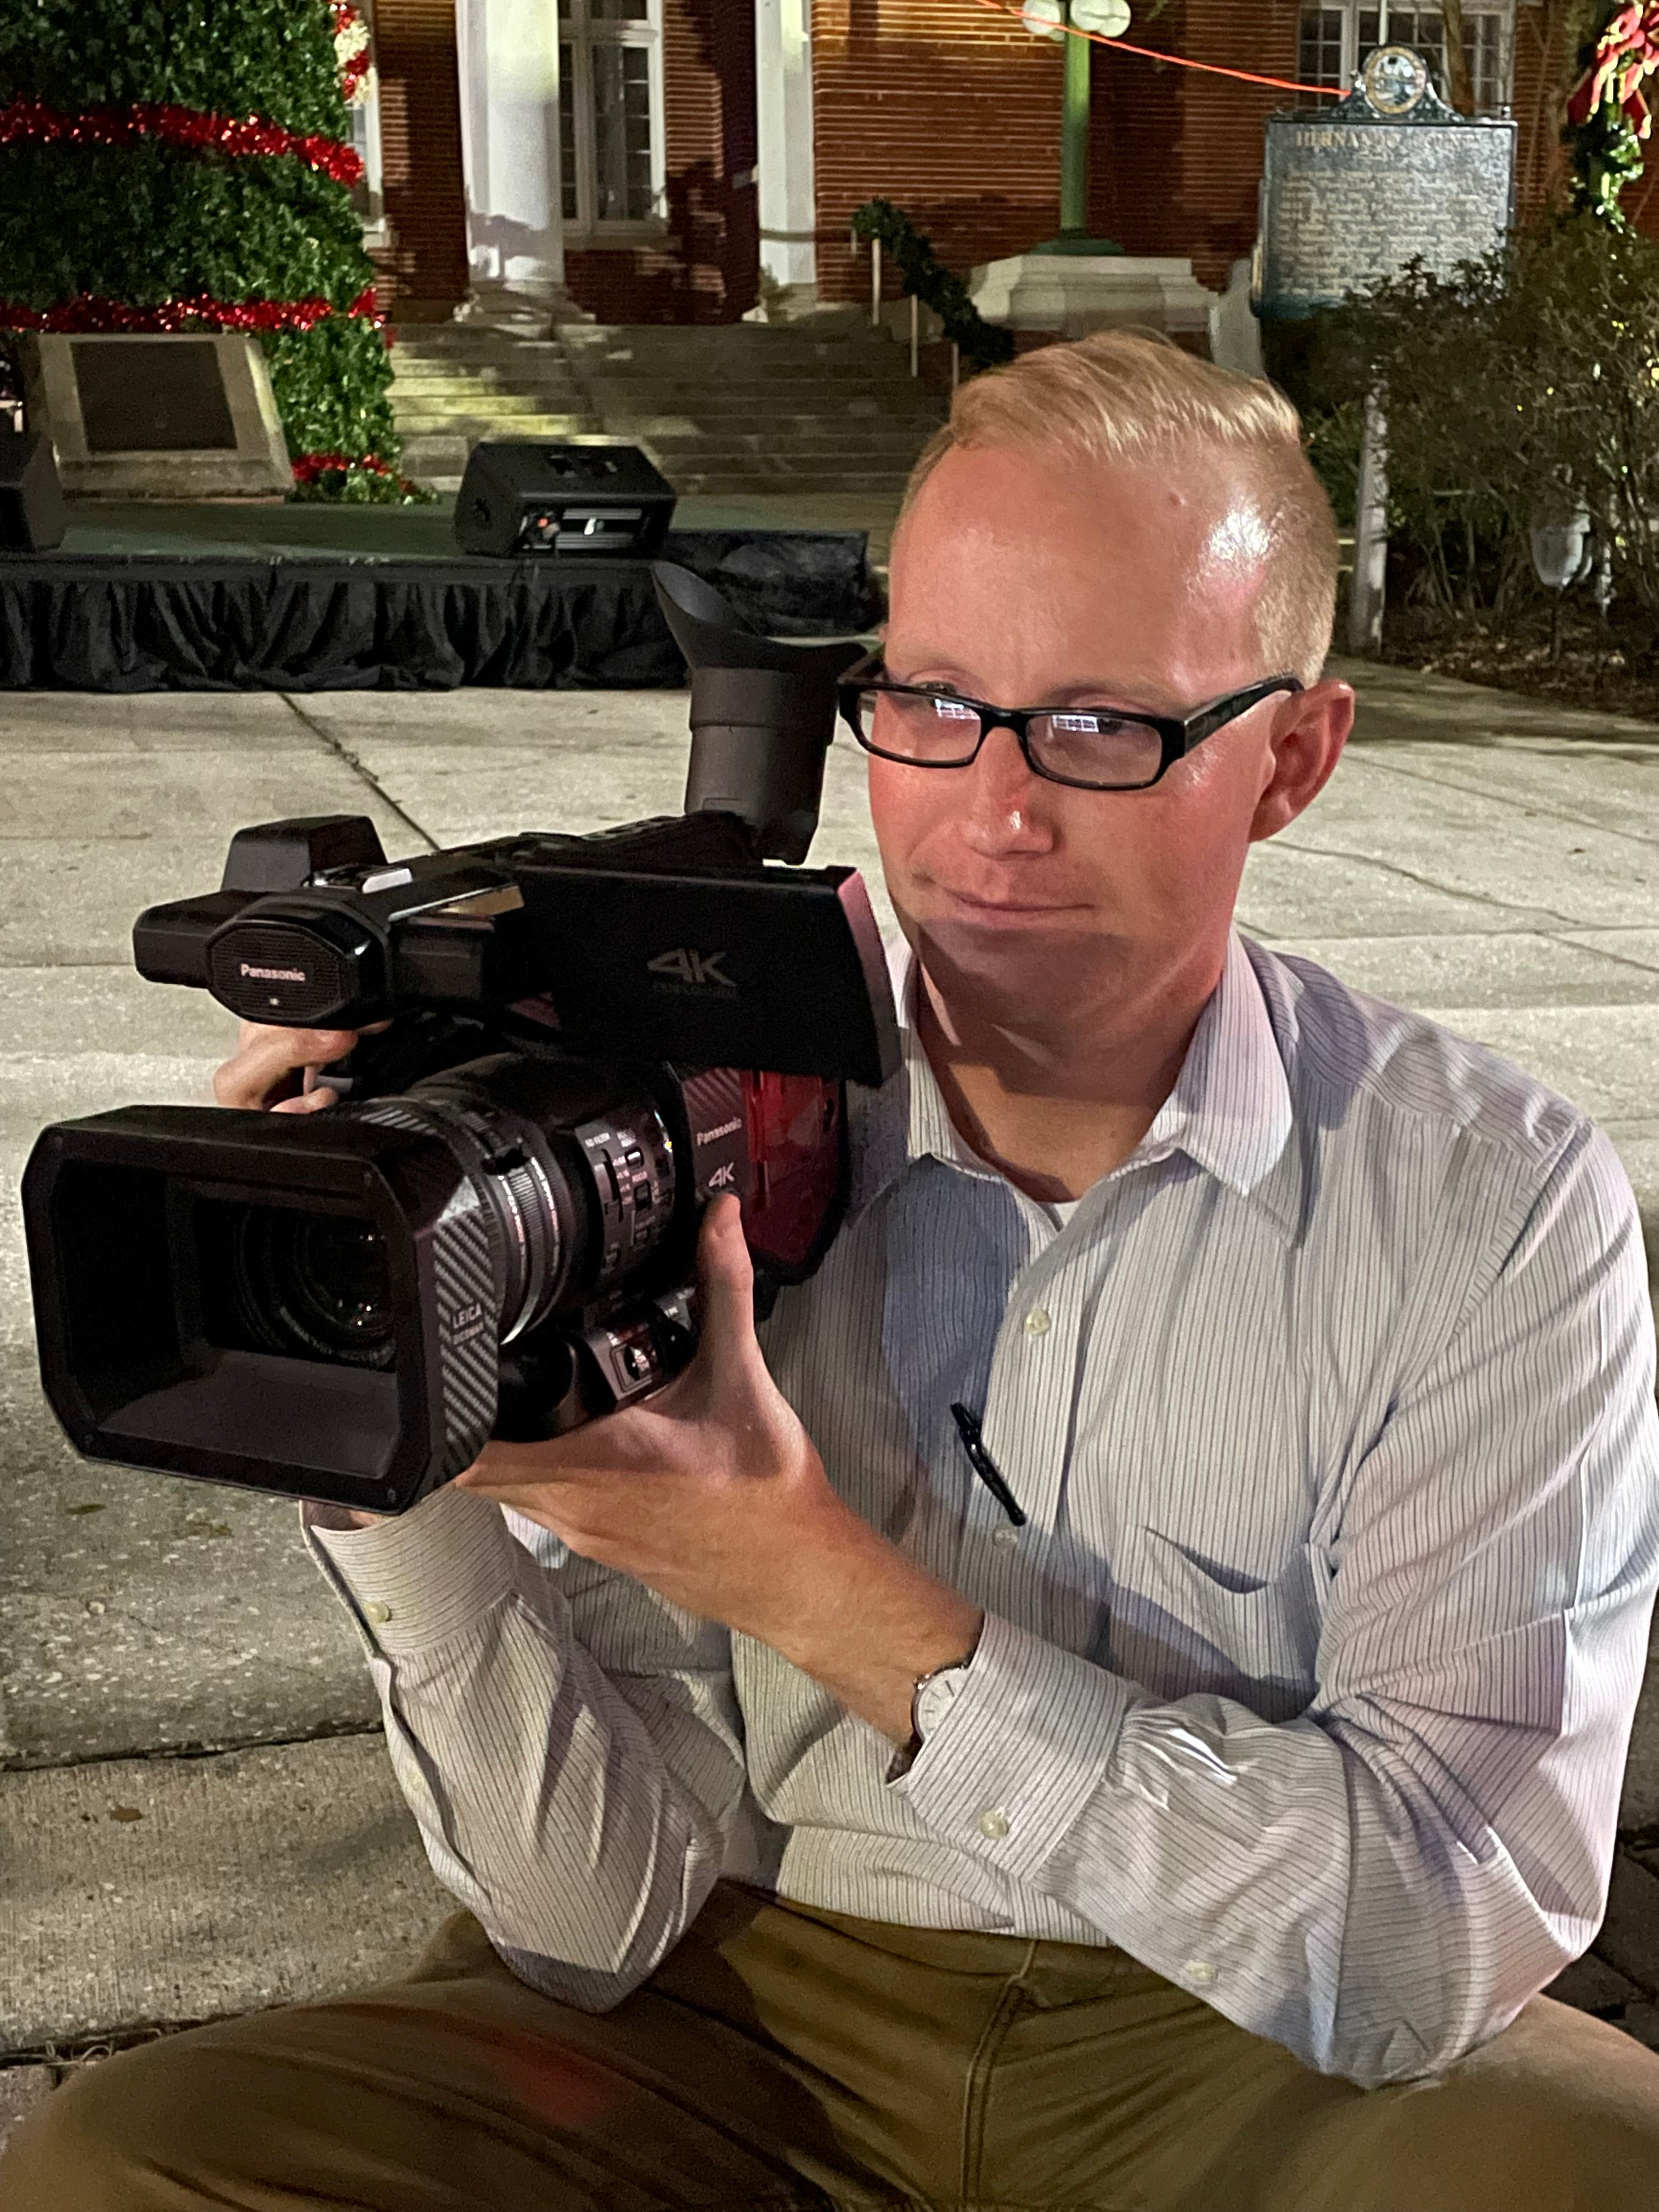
left=836, top=656, right=1304, bottom=792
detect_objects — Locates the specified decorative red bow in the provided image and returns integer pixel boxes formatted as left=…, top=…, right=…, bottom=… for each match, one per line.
left=1567, top=3, right=1659, bottom=139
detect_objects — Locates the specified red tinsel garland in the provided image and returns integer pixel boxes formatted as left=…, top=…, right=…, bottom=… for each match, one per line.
left=0, top=287, right=385, bottom=335
left=292, top=450, right=393, bottom=482
left=0, top=95, right=364, bottom=187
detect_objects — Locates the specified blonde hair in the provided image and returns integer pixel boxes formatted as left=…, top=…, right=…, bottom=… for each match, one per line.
left=900, top=329, right=1339, bottom=685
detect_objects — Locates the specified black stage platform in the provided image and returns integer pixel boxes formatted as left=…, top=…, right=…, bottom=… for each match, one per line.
left=0, top=506, right=880, bottom=691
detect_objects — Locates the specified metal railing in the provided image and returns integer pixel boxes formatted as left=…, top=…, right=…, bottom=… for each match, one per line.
left=848, top=199, right=1016, bottom=390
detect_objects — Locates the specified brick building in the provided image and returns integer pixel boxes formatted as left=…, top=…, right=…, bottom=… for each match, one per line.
left=348, top=1, right=1656, bottom=327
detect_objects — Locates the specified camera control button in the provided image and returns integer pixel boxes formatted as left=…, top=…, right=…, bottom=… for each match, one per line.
left=364, top=1601, right=393, bottom=1624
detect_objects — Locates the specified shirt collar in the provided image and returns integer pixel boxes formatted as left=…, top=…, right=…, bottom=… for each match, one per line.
left=844, top=926, right=1297, bottom=1230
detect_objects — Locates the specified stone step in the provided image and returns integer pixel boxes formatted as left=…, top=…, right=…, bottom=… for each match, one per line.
left=562, top=329, right=909, bottom=363
left=581, top=368, right=935, bottom=395
left=392, top=418, right=596, bottom=444
left=594, top=392, right=943, bottom=419
left=392, top=394, right=588, bottom=422
left=663, top=470, right=919, bottom=495
left=391, top=364, right=590, bottom=392
left=391, top=379, right=591, bottom=407
left=392, top=415, right=597, bottom=440
left=636, top=428, right=935, bottom=457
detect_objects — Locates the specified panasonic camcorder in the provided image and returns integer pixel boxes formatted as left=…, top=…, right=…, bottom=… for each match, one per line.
left=22, top=564, right=899, bottom=1515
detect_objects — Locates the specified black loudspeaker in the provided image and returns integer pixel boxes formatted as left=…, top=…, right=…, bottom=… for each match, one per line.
left=454, top=440, right=676, bottom=558
left=0, top=430, right=67, bottom=553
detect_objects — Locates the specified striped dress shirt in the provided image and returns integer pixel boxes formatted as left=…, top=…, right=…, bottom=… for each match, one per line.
left=301, top=926, right=1659, bottom=2090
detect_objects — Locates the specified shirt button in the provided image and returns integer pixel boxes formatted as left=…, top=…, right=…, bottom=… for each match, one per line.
left=364, top=1601, right=393, bottom=1624
left=978, top=1808, right=1011, bottom=1839
left=1184, top=1958, right=1217, bottom=1986
left=1023, top=1307, right=1051, bottom=1339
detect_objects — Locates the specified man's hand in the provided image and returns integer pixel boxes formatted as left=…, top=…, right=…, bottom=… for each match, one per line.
left=454, top=1194, right=985, bottom=1745
left=213, top=1020, right=364, bottom=1115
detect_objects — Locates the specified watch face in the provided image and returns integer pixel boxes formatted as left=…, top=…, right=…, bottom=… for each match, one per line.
left=1361, top=43, right=1430, bottom=116
left=915, top=1666, right=968, bottom=1737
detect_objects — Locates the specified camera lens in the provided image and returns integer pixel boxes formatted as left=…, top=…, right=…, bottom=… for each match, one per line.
left=232, top=1206, right=396, bottom=1369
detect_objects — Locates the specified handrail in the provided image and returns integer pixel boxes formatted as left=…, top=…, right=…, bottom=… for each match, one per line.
left=849, top=198, right=1015, bottom=375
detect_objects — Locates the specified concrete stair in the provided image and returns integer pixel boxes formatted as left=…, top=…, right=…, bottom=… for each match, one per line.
left=389, top=329, right=600, bottom=489
left=388, top=312, right=947, bottom=499
left=560, top=315, right=946, bottom=498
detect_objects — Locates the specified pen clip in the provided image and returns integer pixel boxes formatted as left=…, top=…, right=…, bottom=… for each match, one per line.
left=949, top=1402, right=1027, bottom=1527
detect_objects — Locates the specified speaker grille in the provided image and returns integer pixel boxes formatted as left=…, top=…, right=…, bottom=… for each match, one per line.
left=207, top=923, right=353, bottom=1025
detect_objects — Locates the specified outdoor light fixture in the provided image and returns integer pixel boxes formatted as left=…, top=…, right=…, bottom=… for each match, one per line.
left=1528, top=507, right=1593, bottom=592
left=1070, top=0, right=1132, bottom=35
left=1528, top=505, right=1594, bottom=662
left=1020, top=0, right=1066, bottom=39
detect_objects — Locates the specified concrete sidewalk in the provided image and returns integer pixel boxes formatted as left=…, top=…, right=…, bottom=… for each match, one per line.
left=2, top=656, right=1657, bottom=2139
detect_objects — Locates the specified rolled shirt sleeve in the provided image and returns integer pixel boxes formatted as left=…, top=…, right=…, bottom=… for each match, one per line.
left=891, top=1119, right=1659, bottom=2087
left=302, top=1479, right=752, bottom=2008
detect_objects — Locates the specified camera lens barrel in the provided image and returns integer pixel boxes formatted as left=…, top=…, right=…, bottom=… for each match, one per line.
left=353, top=1055, right=677, bottom=1351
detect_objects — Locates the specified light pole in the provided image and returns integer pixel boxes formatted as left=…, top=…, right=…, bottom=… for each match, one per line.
left=1026, top=1, right=1125, bottom=256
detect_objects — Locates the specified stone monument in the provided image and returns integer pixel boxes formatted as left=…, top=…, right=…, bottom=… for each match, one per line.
left=1253, top=45, right=1517, bottom=651
left=19, top=332, right=291, bottom=498
left=1254, top=44, right=1516, bottom=323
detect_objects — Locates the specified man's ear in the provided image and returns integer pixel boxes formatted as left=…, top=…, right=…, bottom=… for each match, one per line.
left=1248, top=681, right=1356, bottom=844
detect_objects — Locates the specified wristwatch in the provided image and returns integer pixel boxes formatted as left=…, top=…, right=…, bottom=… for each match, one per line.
left=887, top=1653, right=975, bottom=1781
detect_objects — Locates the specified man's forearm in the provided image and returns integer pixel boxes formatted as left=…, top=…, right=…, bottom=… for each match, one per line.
left=328, top=1490, right=984, bottom=1745
left=760, top=1510, right=985, bottom=1745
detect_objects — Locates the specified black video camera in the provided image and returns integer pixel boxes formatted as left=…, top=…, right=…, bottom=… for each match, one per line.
left=21, top=565, right=898, bottom=1515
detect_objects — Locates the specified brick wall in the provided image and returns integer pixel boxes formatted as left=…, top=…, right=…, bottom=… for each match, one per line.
left=566, top=0, right=761, bottom=323
left=365, top=0, right=469, bottom=318
left=810, top=0, right=1065, bottom=307
left=1087, top=2, right=1303, bottom=290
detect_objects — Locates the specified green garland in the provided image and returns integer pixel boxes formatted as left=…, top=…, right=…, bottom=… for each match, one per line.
left=0, top=0, right=420, bottom=501
left=1561, top=1, right=1655, bottom=230
left=850, top=199, right=1016, bottom=373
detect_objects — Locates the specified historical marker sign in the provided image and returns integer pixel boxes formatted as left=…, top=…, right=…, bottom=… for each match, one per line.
left=1255, top=46, right=1517, bottom=321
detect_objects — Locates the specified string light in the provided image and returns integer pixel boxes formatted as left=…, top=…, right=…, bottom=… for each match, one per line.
left=981, top=0, right=1343, bottom=98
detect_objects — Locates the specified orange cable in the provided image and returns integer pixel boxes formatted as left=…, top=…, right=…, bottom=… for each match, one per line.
left=970, top=0, right=1344, bottom=98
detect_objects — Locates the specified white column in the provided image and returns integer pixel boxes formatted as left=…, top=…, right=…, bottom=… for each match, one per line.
left=754, top=0, right=817, bottom=301
left=454, top=0, right=569, bottom=319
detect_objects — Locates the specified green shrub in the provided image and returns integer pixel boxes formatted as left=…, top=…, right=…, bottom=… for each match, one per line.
left=1303, top=215, right=1659, bottom=626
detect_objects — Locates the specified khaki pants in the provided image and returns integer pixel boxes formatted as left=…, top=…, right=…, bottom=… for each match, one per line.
left=4, top=1880, right=1658, bottom=2212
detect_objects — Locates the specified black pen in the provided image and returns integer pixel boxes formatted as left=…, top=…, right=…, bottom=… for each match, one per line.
left=950, top=1402, right=1027, bottom=1527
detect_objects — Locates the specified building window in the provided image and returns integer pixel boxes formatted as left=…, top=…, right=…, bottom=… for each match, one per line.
left=1297, top=3, right=1516, bottom=113
left=558, top=0, right=667, bottom=238
left=343, top=0, right=390, bottom=249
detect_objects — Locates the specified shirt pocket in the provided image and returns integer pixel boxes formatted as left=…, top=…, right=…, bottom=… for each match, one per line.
left=1108, top=1528, right=1323, bottom=1723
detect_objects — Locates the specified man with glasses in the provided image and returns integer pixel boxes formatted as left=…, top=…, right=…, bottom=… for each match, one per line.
left=10, top=332, right=1658, bottom=2211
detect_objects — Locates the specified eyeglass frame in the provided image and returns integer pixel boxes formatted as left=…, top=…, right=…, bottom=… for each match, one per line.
left=835, top=653, right=1305, bottom=793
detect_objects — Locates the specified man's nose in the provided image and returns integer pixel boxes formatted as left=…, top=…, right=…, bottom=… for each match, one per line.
left=958, top=724, right=1054, bottom=849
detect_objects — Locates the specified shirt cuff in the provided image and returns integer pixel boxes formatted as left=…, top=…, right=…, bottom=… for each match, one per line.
left=889, top=1609, right=1141, bottom=1883
left=300, top=1480, right=523, bottom=1656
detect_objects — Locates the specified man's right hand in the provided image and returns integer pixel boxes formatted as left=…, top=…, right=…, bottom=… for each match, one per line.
left=212, top=1022, right=363, bottom=1115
